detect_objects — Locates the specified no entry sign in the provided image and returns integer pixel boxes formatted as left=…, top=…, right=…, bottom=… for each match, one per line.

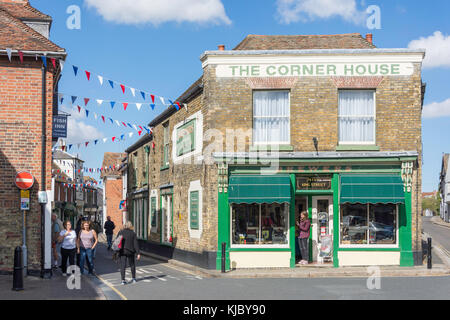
left=15, top=171, right=34, bottom=190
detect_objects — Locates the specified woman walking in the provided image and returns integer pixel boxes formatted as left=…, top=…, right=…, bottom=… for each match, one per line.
left=77, top=221, right=98, bottom=275
left=57, top=221, right=77, bottom=276
left=296, top=211, right=311, bottom=265
left=118, top=221, right=141, bottom=285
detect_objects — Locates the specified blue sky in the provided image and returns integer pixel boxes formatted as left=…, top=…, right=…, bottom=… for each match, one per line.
left=32, top=0, right=450, bottom=192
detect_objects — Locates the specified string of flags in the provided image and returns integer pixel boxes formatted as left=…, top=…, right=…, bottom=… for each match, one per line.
left=3, top=49, right=188, bottom=112
left=66, top=104, right=153, bottom=134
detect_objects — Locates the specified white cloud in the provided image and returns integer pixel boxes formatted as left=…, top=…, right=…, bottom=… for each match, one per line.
left=422, top=98, right=450, bottom=118
left=408, top=31, right=450, bottom=68
left=276, top=0, right=366, bottom=25
left=84, top=0, right=231, bottom=26
left=66, top=118, right=104, bottom=144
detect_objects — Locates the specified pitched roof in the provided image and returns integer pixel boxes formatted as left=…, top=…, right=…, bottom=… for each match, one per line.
left=101, top=152, right=126, bottom=178
left=0, top=5, right=64, bottom=52
left=0, top=2, right=51, bottom=21
left=233, top=33, right=376, bottom=50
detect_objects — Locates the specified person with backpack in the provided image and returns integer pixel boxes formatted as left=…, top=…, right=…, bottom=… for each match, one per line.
left=117, top=221, right=141, bottom=285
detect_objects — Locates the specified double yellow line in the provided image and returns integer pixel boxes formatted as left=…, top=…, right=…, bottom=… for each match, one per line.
left=95, top=274, right=128, bottom=300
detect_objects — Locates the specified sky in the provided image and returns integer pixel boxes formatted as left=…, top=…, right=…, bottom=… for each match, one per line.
left=31, top=0, right=450, bottom=192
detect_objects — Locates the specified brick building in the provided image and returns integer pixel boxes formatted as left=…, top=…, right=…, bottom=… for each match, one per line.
left=101, top=152, right=127, bottom=235
left=127, top=33, right=426, bottom=270
left=0, top=0, right=66, bottom=273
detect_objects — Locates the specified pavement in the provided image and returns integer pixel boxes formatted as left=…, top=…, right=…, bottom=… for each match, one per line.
left=430, top=215, right=450, bottom=229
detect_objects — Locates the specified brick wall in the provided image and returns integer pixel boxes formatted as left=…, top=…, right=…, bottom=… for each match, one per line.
left=104, top=177, right=123, bottom=235
left=0, top=56, right=57, bottom=271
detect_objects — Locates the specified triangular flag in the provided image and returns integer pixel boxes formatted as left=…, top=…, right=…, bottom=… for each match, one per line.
left=85, top=71, right=91, bottom=81
left=141, top=91, right=146, bottom=100
left=103, top=138, right=107, bottom=143
left=71, top=96, right=77, bottom=104
left=150, top=95, right=155, bottom=103
left=150, top=104, right=155, bottom=110
left=84, top=98, right=90, bottom=106
left=50, top=58, right=56, bottom=69
left=122, top=122, right=127, bottom=127
left=94, top=113, right=98, bottom=120
left=120, top=134, right=124, bottom=140
left=175, top=101, right=181, bottom=110
left=160, top=97, right=165, bottom=105
left=96, top=99, right=103, bottom=106
left=73, top=65, right=78, bottom=76
left=68, top=145, right=72, bottom=150
left=60, top=60, right=65, bottom=71
left=58, top=94, right=64, bottom=104
left=112, top=137, right=116, bottom=142
left=108, top=80, right=114, bottom=89
left=128, top=132, right=134, bottom=138
left=101, top=115, right=105, bottom=123
left=109, top=118, right=113, bottom=124
left=94, top=140, right=98, bottom=145
left=77, top=105, right=81, bottom=113
left=136, top=103, right=142, bottom=111
left=115, top=120, right=121, bottom=127
left=138, top=125, right=143, bottom=131
left=133, top=124, right=138, bottom=131
left=98, top=75, right=103, bottom=86
left=85, top=142, right=89, bottom=147
left=130, top=88, right=136, bottom=97
left=41, top=56, right=47, bottom=68
left=138, top=130, right=142, bottom=136
left=6, top=48, right=12, bottom=62
left=85, top=110, right=89, bottom=117
left=110, top=101, right=115, bottom=109
left=127, top=123, right=133, bottom=128
left=123, top=102, right=128, bottom=111
left=120, top=84, right=125, bottom=94
left=18, top=51, right=24, bottom=63
left=183, top=103, right=188, bottom=111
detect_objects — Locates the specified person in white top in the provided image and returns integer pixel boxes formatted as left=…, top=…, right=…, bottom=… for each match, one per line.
left=57, top=221, right=77, bottom=276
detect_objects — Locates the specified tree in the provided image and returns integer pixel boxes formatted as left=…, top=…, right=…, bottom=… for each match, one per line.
left=422, top=193, right=441, bottom=216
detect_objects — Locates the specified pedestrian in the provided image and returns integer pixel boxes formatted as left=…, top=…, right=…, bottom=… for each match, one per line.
left=76, top=220, right=98, bottom=275
left=57, top=220, right=77, bottom=276
left=118, top=221, right=141, bottom=285
left=296, top=211, right=311, bottom=265
left=51, top=213, right=63, bottom=269
left=104, top=216, right=116, bottom=250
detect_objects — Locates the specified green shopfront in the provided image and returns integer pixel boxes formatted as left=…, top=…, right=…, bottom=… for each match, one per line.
left=216, top=152, right=417, bottom=269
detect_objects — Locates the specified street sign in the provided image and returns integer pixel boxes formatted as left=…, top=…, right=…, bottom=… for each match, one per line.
left=52, top=115, right=68, bottom=138
left=15, top=171, right=34, bottom=190
left=20, top=190, right=30, bottom=211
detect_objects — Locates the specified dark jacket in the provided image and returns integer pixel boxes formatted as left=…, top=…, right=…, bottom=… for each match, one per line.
left=119, top=229, right=140, bottom=256
left=104, top=220, right=115, bottom=235
left=298, top=219, right=311, bottom=239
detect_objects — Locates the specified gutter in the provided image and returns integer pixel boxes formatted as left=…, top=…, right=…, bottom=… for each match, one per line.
left=0, top=49, right=66, bottom=59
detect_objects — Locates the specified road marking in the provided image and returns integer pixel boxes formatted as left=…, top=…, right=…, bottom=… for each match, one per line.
left=167, top=275, right=180, bottom=280
left=95, top=274, right=128, bottom=300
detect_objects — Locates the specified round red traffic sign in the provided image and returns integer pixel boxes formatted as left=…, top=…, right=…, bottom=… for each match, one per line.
left=15, top=171, right=34, bottom=190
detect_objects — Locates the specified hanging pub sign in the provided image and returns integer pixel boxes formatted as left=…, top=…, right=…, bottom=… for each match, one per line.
left=296, top=176, right=332, bottom=190
left=52, top=115, right=68, bottom=138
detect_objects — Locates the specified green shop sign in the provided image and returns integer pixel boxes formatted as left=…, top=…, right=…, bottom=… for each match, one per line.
left=216, top=63, right=414, bottom=77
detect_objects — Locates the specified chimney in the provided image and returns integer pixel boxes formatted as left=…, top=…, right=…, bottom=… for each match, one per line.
left=366, top=33, right=373, bottom=44
left=218, top=44, right=225, bottom=51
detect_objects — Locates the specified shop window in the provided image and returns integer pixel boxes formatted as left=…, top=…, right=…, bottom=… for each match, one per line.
left=340, top=203, right=397, bottom=245
left=253, top=90, right=290, bottom=145
left=232, top=203, right=289, bottom=246
left=338, top=90, right=375, bottom=144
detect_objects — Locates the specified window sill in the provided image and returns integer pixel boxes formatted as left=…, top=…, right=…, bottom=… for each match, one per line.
left=335, top=145, right=380, bottom=151
left=160, top=165, right=169, bottom=171
left=250, top=145, right=294, bottom=152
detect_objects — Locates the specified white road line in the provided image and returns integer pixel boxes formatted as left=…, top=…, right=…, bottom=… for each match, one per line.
left=167, top=275, right=180, bottom=280
left=156, top=275, right=167, bottom=282
left=139, top=268, right=151, bottom=274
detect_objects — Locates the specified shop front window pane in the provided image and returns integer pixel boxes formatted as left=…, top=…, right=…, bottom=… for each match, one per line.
left=369, top=204, right=396, bottom=244
left=341, top=204, right=368, bottom=245
left=232, top=204, right=259, bottom=245
left=261, top=203, right=289, bottom=244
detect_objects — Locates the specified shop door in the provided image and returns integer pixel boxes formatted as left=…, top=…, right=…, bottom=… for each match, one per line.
left=161, top=194, right=173, bottom=245
left=311, top=196, right=333, bottom=263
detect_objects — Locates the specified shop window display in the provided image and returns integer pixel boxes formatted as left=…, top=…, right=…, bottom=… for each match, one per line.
left=341, top=203, right=397, bottom=245
left=232, top=203, right=289, bottom=246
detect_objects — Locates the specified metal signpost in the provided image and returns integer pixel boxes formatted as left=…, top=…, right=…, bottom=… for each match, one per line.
left=15, top=172, right=34, bottom=277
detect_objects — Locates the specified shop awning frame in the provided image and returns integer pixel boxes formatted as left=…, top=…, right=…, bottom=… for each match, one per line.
left=340, top=174, right=405, bottom=204
left=228, top=174, right=291, bottom=204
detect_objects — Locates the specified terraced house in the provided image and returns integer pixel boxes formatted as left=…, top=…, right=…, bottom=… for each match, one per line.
left=126, top=33, right=426, bottom=270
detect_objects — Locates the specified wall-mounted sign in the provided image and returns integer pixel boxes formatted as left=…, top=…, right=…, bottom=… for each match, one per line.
left=52, top=115, right=68, bottom=138
left=296, top=176, right=332, bottom=190
left=216, top=63, right=414, bottom=78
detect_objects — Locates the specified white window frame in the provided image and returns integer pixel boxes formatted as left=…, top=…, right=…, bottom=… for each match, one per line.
left=252, top=90, right=291, bottom=146
left=188, top=180, right=203, bottom=239
left=339, top=203, right=399, bottom=249
left=338, top=90, right=376, bottom=145
left=172, top=110, right=203, bottom=164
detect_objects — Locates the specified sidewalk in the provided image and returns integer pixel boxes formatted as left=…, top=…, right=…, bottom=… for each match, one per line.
left=0, top=268, right=105, bottom=300
left=431, top=216, right=450, bottom=229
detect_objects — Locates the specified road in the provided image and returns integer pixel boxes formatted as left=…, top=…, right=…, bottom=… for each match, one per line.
left=92, top=243, right=449, bottom=300
left=422, top=216, right=450, bottom=259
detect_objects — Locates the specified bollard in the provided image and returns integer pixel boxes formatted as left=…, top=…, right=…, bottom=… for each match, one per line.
left=12, top=246, right=24, bottom=291
left=221, top=242, right=226, bottom=273
left=427, top=237, right=432, bottom=269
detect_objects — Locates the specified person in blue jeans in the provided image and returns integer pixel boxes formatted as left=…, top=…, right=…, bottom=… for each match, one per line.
left=104, top=216, right=116, bottom=250
left=76, top=221, right=98, bottom=275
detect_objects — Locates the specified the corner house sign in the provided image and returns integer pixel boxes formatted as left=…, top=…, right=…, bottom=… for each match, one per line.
left=216, top=63, right=414, bottom=77
left=296, top=176, right=332, bottom=190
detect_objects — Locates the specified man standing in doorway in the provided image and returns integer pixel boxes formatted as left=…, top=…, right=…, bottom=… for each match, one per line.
left=104, top=216, right=116, bottom=250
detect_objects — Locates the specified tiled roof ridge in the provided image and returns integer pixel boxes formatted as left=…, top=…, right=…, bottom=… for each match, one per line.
left=0, top=2, right=51, bottom=21
left=0, top=6, right=64, bottom=52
